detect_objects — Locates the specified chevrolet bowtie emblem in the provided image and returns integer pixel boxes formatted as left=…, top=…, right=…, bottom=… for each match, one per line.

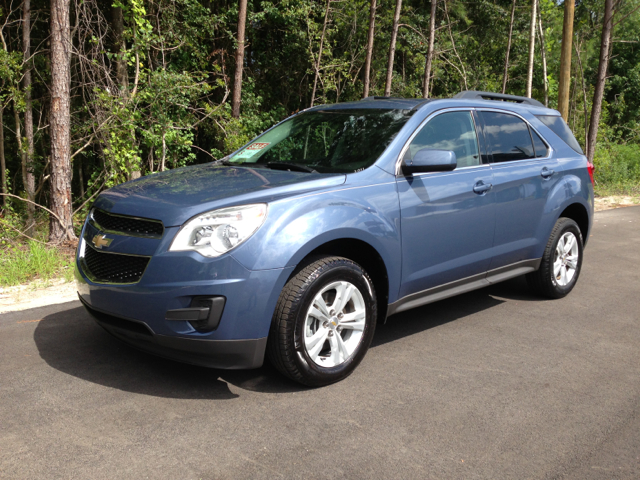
left=92, top=234, right=113, bottom=249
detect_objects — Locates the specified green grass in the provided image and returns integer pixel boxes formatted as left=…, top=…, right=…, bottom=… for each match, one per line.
left=593, top=143, right=640, bottom=197
left=0, top=241, right=74, bottom=287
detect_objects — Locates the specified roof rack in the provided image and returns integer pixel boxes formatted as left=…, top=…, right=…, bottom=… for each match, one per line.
left=361, top=96, right=408, bottom=100
left=453, top=91, right=545, bottom=108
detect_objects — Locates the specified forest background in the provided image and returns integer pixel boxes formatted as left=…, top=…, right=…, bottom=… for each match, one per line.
left=0, top=0, right=638, bottom=285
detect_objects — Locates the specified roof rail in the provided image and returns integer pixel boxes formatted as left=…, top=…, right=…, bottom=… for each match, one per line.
left=361, top=96, right=408, bottom=100
left=453, top=91, right=545, bottom=108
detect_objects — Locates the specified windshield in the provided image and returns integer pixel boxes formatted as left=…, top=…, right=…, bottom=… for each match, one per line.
left=228, top=108, right=415, bottom=173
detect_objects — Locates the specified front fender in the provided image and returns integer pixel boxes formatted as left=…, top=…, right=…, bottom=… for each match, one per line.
left=231, top=180, right=402, bottom=301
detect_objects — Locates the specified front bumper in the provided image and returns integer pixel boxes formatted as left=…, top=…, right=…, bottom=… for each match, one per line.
left=76, top=223, right=294, bottom=369
left=79, top=296, right=267, bottom=369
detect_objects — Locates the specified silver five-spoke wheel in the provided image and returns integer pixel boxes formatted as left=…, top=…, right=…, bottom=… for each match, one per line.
left=553, top=231, right=579, bottom=286
left=304, top=280, right=366, bottom=367
left=526, top=217, right=583, bottom=299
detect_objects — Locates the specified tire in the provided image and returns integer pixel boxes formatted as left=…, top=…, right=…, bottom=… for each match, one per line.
left=526, top=217, right=584, bottom=299
left=267, top=256, right=377, bottom=387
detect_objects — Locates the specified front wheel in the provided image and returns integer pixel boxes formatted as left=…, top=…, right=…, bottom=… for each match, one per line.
left=526, top=217, right=584, bottom=298
left=267, top=256, right=377, bottom=387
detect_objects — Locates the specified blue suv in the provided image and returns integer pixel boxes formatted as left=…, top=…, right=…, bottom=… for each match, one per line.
left=76, top=91, right=594, bottom=386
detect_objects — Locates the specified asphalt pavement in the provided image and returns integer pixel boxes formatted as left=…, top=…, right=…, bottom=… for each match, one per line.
left=1, top=206, right=639, bottom=479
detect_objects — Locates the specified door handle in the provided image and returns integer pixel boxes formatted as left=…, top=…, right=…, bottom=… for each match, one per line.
left=541, top=167, right=555, bottom=179
left=473, top=181, right=493, bottom=194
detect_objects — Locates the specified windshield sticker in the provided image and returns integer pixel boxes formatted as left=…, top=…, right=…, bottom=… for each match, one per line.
left=235, top=142, right=270, bottom=159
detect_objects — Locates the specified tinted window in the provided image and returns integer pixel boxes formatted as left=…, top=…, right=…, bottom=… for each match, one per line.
left=481, top=112, right=535, bottom=162
left=229, top=109, right=414, bottom=173
left=531, top=129, right=548, bottom=158
left=536, top=115, right=583, bottom=154
left=404, top=111, right=480, bottom=168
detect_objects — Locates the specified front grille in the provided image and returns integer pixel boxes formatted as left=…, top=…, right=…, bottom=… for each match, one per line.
left=92, top=209, right=164, bottom=237
left=83, top=244, right=150, bottom=283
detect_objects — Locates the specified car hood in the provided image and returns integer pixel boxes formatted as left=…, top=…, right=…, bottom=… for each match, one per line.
left=93, top=163, right=346, bottom=226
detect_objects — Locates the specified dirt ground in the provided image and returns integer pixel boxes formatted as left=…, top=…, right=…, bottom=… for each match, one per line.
left=0, top=196, right=637, bottom=315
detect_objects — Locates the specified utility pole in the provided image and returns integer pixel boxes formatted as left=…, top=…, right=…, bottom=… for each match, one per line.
left=557, top=0, right=575, bottom=120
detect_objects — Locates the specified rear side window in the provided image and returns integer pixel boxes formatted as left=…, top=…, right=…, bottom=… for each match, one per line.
left=480, top=111, right=534, bottom=162
left=536, top=115, right=583, bottom=154
left=531, top=130, right=549, bottom=158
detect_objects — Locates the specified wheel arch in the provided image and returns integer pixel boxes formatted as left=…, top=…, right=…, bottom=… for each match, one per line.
left=559, top=202, right=590, bottom=246
left=287, top=238, right=390, bottom=322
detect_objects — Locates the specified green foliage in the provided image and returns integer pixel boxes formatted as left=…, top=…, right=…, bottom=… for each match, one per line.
left=593, top=142, right=640, bottom=195
left=0, top=240, right=74, bottom=287
left=2, top=0, right=640, bottom=227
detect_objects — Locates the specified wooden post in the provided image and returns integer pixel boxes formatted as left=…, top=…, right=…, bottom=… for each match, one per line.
left=557, top=0, right=575, bottom=120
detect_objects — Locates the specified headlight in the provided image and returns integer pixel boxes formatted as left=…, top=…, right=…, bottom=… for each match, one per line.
left=169, top=204, right=267, bottom=257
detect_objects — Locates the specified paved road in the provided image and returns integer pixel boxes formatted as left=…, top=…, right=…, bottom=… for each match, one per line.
left=2, top=207, right=639, bottom=480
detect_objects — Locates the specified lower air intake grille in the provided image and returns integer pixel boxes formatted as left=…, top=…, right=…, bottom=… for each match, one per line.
left=92, top=209, right=164, bottom=237
left=83, top=245, right=150, bottom=284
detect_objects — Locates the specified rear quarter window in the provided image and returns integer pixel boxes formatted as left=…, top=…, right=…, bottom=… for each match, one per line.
left=536, top=115, right=583, bottom=154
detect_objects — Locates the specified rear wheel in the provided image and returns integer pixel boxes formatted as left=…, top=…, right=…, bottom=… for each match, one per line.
left=527, top=217, right=584, bottom=298
left=267, top=256, right=377, bottom=387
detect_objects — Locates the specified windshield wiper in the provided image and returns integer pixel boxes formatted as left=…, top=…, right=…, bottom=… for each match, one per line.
left=265, top=162, right=317, bottom=173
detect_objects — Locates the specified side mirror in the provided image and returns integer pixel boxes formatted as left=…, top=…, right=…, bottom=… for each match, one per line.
left=402, top=149, right=457, bottom=175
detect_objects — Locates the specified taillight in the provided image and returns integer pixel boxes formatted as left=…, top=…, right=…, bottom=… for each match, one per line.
left=587, top=161, right=595, bottom=184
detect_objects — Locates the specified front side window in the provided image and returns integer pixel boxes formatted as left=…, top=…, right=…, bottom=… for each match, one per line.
left=480, top=111, right=535, bottom=162
left=228, top=108, right=414, bottom=174
left=404, top=111, right=480, bottom=168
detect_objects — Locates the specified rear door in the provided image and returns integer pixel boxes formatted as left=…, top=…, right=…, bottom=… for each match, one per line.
left=477, top=110, right=561, bottom=270
left=396, top=109, right=496, bottom=298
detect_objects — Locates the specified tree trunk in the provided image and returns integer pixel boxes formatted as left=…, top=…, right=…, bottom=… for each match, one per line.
left=525, top=0, right=537, bottom=98
left=362, top=0, right=376, bottom=98
left=443, top=0, right=467, bottom=90
left=49, top=0, right=76, bottom=243
left=574, top=39, right=589, bottom=153
left=384, top=0, right=402, bottom=97
left=231, top=0, right=248, bottom=118
left=22, top=0, right=36, bottom=235
left=0, top=106, right=6, bottom=210
left=310, top=0, right=331, bottom=107
left=586, top=0, right=614, bottom=163
left=557, top=0, right=575, bottom=120
left=502, top=0, right=516, bottom=94
left=111, top=5, right=128, bottom=92
left=422, top=0, right=437, bottom=98
left=537, top=10, right=548, bottom=107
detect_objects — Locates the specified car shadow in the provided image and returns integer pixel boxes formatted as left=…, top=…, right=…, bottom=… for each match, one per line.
left=33, top=277, right=546, bottom=398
